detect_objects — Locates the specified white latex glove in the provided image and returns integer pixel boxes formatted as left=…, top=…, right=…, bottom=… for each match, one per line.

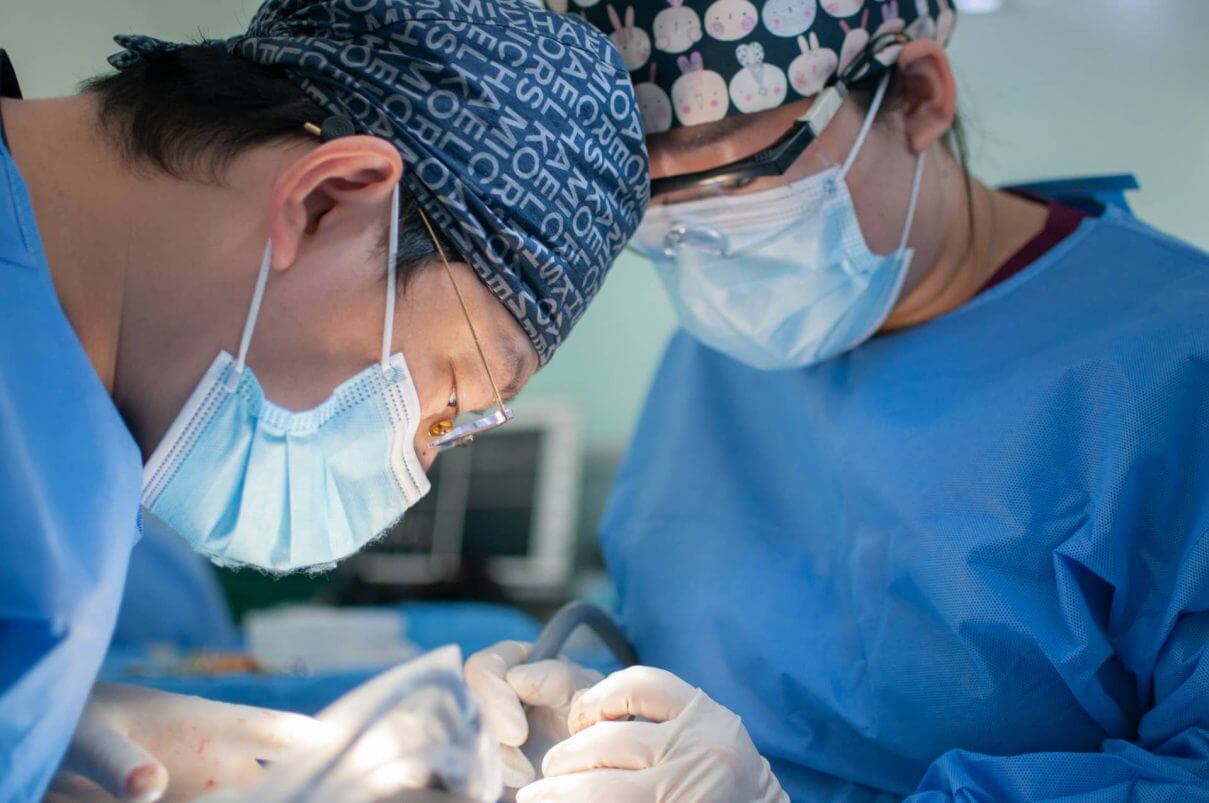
left=47, top=683, right=329, bottom=803
left=517, top=666, right=788, bottom=803
left=463, top=641, right=603, bottom=789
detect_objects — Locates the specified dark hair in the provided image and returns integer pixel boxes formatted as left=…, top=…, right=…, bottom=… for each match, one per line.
left=83, top=43, right=462, bottom=284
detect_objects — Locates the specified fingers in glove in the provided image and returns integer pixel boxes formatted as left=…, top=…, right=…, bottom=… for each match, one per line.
left=61, top=715, right=168, bottom=803
left=464, top=641, right=532, bottom=746
left=506, top=660, right=601, bottom=709
left=569, top=666, right=697, bottom=734
left=501, top=743, right=538, bottom=789
left=517, top=768, right=650, bottom=803
left=541, top=719, right=667, bottom=777
left=215, top=703, right=329, bottom=760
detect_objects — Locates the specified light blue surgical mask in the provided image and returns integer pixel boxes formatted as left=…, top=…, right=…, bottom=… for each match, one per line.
left=142, top=186, right=431, bottom=573
left=635, top=74, right=925, bottom=370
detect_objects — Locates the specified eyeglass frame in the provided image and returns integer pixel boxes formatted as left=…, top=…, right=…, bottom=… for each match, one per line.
left=415, top=207, right=516, bottom=451
left=647, top=33, right=909, bottom=199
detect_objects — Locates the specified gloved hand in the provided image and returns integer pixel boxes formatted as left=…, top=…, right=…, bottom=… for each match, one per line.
left=517, top=666, right=788, bottom=803
left=463, top=641, right=603, bottom=789
left=46, top=683, right=329, bottom=803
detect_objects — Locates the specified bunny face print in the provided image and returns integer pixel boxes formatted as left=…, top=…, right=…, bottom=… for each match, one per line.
left=873, top=0, right=905, bottom=37
left=906, top=0, right=937, bottom=39
left=705, top=0, right=759, bottom=41
left=607, top=5, right=652, bottom=70
left=729, top=43, right=788, bottom=113
left=838, top=10, right=870, bottom=74
left=654, top=0, right=704, bottom=54
left=575, top=0, right=952, bottom=131
left=789, top=32, right=838, bottom=96
left=762, top=0, right=818, bottom=38
left=936, top=0, right=956, bottom=43
left=820, top=0, right=865, bottom=18
left=672, top=52, right=729, bottom=125
left=637, top=67, right=675, bottom=133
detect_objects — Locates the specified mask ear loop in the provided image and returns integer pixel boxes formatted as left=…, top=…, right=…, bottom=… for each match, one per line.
left=226, top=240, right=274, bottom=393
left=381, top=183, right=400, bottom=374
left=839, top=71, right=891, bottom=182
left=898, top=150, right=927, bottom=254
left=225, top=183, right=401, bottom=393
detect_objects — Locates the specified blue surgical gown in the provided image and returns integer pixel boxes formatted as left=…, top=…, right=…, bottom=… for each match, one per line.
left=0, top=126, right=143, bottom=797
left=601, top=180, right=1209, bottom=801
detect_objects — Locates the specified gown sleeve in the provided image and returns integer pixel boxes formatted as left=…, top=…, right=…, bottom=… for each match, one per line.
left=908, top=532, right=1209, bottom=803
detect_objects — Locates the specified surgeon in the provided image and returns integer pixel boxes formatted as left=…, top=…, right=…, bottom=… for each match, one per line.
left=469, top=2, right=1209, bottom=801
left=0, top=0, right=647, bottom=798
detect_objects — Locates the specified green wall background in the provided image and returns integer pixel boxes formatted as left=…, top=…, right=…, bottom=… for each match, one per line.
left=7, top=0, right=1208, bottom=450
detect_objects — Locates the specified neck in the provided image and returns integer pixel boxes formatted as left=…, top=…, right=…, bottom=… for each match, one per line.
left=3, top=95, right=129, bottom=390
left=883, top=154, right=1049, bottom=331
left=2, top=94, right=290, bottom=448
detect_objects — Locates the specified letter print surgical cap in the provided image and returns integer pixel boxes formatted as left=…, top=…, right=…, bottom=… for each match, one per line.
left=569, top=0, right=955, bottom=133
left=110, top=0, right=650, bottom=364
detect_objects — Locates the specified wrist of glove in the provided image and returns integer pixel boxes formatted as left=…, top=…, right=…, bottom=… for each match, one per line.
left=518, top=666, right=788, bottom=803
left=464, top=641, right=603, bottom=789
left=48, top=683, right=327, bottom=803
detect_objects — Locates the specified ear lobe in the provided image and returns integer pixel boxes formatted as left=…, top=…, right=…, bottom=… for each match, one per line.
left=894, top=38, right=957, bottom=155
left=266, top=135, right=403, bottom=270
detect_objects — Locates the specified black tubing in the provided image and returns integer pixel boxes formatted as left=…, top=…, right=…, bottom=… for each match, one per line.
left=525, top=602, right=637, bottom=667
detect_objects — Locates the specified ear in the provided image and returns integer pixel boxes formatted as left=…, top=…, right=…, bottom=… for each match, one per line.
left=894, top=38, right=957, bottom=155
left=607, top=4, right=621, bottom=31
left=626, top=6, right=635, bottom=27
left=264, top=136, right=403, bottom=270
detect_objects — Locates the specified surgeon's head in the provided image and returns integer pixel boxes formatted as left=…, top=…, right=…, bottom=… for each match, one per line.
left=90, top=0, right=648, bottom=471
left=577, top=0, right=970, bottom=369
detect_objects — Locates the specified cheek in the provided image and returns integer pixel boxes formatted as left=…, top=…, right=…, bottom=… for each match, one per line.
left=414, top=429, right=438, bottom=471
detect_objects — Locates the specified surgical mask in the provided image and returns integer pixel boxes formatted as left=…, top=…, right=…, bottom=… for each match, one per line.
left=142, top=186, right=430, bottom=573
left=635, top=74, right=926, bottom=370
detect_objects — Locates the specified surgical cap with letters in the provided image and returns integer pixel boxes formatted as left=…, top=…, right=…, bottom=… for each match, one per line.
left=111, top=0, right=650, bottom=364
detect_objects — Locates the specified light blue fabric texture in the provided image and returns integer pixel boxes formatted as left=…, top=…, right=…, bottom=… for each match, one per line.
left=601, top=178, right=1209, bottom=802
left=0, top=126, right=143, bottom=799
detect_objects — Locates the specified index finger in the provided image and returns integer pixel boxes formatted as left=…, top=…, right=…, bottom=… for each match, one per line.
left=464, top=641, right=532, bottom=746
left=568, top=666, right=697, bottom=735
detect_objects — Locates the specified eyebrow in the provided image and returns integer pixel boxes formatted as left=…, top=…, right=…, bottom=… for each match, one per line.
left=497, top=341, right=531, bottom=402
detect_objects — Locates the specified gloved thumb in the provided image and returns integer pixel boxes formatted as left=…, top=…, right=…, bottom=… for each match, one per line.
left=61, top=713, right=168, bottom=803
left=568, top=666, right=698, bottom=734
